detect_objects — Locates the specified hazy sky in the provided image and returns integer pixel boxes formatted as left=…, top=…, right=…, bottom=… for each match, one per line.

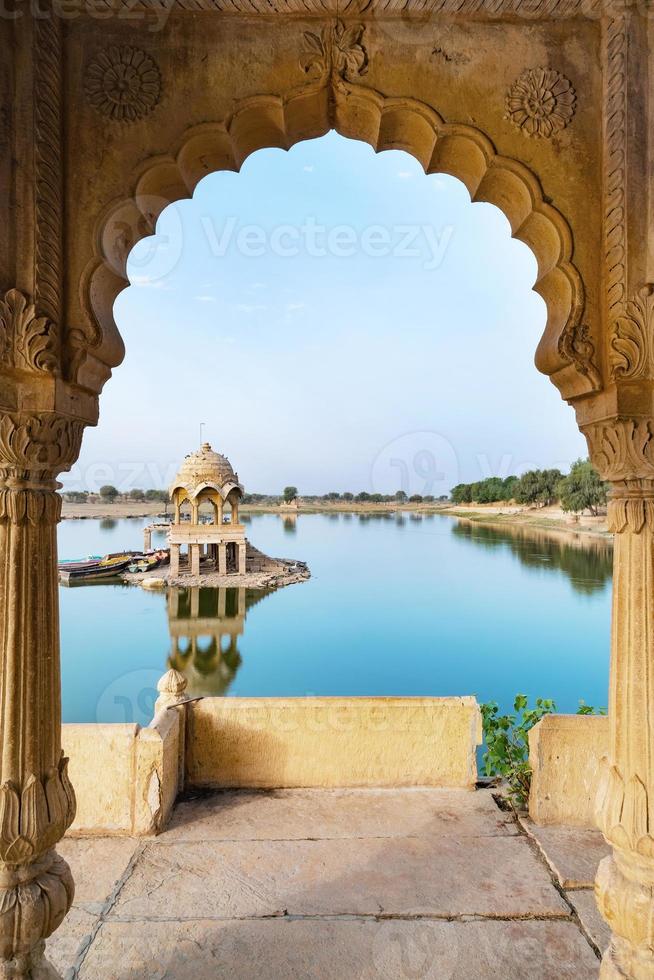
left=64, top=131, right=586, bottom=497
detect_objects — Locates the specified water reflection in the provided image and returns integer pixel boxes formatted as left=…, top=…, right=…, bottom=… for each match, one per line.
left=167, top=586, right=272, bottom=696
left=451, top=519, right=613, bottom=595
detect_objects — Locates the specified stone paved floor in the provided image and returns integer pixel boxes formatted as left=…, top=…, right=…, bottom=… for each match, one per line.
left=48, top=788, right=608, bottom=979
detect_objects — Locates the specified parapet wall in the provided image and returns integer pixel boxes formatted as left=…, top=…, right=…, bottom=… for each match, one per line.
left=63, top=706, right=183, bottom=836
left=185, top=697, right=482, bottom=790
left=528, top=713, right=609, bottom=828
left=61, top=696, right=483, bottom=834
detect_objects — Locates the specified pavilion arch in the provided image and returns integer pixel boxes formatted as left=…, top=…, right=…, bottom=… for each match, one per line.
left=79, top=77, right=600, bottom=406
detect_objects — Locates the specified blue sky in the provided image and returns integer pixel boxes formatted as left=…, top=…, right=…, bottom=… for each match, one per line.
left=64, top=131, right=586, bottom=496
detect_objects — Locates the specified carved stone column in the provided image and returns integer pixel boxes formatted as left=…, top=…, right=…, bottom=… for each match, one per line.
left=586, top=420, right=654, bottom=979
left=0, top=411, right=84, bottom=979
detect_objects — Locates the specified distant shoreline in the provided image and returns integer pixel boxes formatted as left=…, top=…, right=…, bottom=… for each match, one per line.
left=60, top=499, right=610, bottom=538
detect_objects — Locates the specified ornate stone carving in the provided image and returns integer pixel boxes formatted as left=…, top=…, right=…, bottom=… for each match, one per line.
left=610, top=285, right=654, bottom=381
left=0, top=414, right=85, bottom=480
left=84, top=46, right=161, bottom=122
left=0, top=850, right=74, bottom=976
left=33, top=19, right=63, bottom=328
left=0, top=757, right=75, bottom=865
left=301, top=20, right=368, bottom=82
left=604, top=14, right=628, bottom=326
left=596, top=761, right=654, bottom=856
left=505, top=67, right=576, bottom=138
left=0, top=290, right=58, bottom=375
left=560, top=321, right=601, bottom=391
left=584, top=419, right=654, bottom=485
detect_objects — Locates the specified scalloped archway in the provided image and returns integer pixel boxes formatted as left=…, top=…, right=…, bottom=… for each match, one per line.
left=79, top=77, right=599, bottom=403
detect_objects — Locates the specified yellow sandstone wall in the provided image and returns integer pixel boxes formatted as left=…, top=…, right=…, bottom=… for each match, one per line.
left=62, top=707, right=183, bottom=836
left=528, top=714, right=609, bottom=828
left=185, top=697, right=482, bottom=790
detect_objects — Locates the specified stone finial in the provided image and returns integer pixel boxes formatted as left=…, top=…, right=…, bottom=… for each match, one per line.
left=154, top=669, right=188, bottom=713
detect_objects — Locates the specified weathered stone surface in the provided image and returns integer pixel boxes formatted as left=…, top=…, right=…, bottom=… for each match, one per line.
left=568, top=888, right=611, bottom=955
left=521, top=820, right=610, bottom=888
left=78, top=918, right=600, bottom=979
left=58, top=838, right=139, bottom=915
left=186, top=697, right=481, bottom=790
left=46, top=907, right=97, bottom=976
left=528, top=714, right=609, bottom=828
left=162, top=787, right=517, bottom=842
left=111, top=835, right=567, bottom=921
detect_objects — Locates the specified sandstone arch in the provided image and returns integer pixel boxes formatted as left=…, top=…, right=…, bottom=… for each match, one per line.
left=80, top=78, right=599, bottom=404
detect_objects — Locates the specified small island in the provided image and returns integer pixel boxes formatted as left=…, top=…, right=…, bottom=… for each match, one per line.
left=133, top=441, right=310, bottom=591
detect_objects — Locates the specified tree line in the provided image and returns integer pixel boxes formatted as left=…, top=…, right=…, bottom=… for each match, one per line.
left=450, top=459, right=608, bottom=516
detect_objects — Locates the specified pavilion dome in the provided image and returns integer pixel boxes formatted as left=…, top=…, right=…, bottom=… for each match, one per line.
left=170, top=443, right=241, bottom=498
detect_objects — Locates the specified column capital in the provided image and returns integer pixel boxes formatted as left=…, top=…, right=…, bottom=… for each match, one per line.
left=582, top=418, right=654, bottom=532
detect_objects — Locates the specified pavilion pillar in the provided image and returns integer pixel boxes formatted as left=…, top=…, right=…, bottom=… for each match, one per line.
left=238, top=542, right=246, bottom=575
left=586, top=422, right=654, bottom=978
left=169, top=544, right=180, bottom=577
left=218, top=544, right=227, bottom=576
left=190, top=587, right=199, bottom=619
left=0, top=412, right=85, bottom=978
left=143, top=527, right=152, bottom=551
left=190, top=545, right=200, bottom=577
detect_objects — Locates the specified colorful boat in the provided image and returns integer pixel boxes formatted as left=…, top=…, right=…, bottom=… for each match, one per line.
left=59, top=552, right=138, bottom=584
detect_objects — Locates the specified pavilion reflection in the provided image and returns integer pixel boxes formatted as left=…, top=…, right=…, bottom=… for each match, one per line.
left=166, top=586, right=272, bottom=696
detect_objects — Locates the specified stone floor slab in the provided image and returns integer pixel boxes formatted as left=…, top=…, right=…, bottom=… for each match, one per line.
left=78, top=918, right=600, bottom=980
left=59, top=837, right=140, bottom=914
left=46, top=907, right=97, bottom=977
left=110, top=834, right=568, bottom=921
left=163, top=787, right=516, bottom=842
left=520, top=820, right=610, bottom=888
left=568, top=888, right=611, bottom=955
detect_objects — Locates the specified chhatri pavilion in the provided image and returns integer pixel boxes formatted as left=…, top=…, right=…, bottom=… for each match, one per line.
left=167, top=442, right=247, bottom=577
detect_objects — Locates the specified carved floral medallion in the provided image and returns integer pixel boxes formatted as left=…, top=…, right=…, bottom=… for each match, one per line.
left=505, top=67, right=576, bottom=138
left=84, top=46, right=161, bottom=122
left=302, top=20, right=368, bottom=82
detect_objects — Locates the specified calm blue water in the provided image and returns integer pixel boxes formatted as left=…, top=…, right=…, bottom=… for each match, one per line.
left=57, top=514, right=612, bottom=725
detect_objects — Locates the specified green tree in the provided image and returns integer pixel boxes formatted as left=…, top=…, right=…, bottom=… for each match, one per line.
left=130, top=488, right=145, bottom=501
left=451, top=483, right=472, bottom=504
left=99, top=485, right=118, bottom=502
left=283, top=486, right=298, bottom=503
left=515, top=469, right=561, bottom=507
left=394, top=490, right=408, bottom=502
left=501, top=475, right=519, bottom=501
left=557, top=458, right=608, bottom=516
left=409, top=494, right=423, bottom=503
left=342, top=492, right=354, bottom=501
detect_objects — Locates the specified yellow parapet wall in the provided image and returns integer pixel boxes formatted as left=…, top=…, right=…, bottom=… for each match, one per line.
left=186, top=697, right=482, bottom=790
left=528, top=713, right=609, bottom=828
left=63, top=708, right=183, bottom=837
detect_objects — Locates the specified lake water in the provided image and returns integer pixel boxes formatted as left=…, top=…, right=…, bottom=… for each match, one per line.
left=57, top=513, right=612, bottom=726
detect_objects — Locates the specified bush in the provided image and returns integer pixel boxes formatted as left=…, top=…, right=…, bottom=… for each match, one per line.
left=481, top=694, right=606, bottom=809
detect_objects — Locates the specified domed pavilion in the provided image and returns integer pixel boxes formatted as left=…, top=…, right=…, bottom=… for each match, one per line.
left=168, top=442, right=247, bottom=577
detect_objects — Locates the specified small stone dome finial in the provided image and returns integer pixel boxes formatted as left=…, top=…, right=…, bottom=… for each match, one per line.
left=154, top=669, right=188, bottom=713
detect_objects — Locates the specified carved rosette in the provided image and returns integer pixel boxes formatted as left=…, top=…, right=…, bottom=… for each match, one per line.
left=84, top=46, right=161, bottom=122
left=505, top=67, right=576, bottom=138
left=0, top=291, right=58, bottom=375
left=301, top=20, right=368, bottom=82
left=610, top=285, right=654, bottom=381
